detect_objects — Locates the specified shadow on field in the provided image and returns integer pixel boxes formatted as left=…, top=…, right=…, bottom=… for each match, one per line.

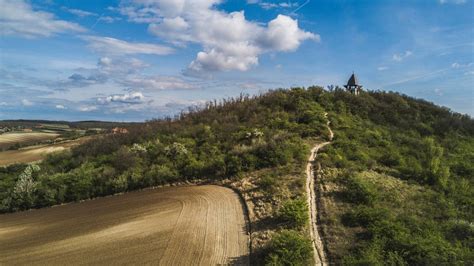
left=251, top=215, right=280, bottom=231
left=228, top=254, right=250, bottom=265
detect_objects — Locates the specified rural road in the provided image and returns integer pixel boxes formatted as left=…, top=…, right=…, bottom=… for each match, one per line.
left=0, top=185, right=249, bottom=265
left=306, top=114, right=333, bottom=266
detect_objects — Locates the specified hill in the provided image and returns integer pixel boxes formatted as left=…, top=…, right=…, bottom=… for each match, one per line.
left=1, top=87, right=473, bottom=265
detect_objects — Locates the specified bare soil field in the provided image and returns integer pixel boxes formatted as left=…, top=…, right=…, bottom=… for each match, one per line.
left=0, top=137, right=89, bottom=166
left=0, top=132, right=60, bottom=151
left=0, top=185, right=249, bottom=265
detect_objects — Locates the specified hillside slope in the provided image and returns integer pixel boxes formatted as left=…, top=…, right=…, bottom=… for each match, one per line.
left=1, top=87, right=472, bottom=264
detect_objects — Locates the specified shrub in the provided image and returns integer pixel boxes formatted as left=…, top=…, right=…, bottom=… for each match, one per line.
left=265, top=230, right=313, bottom=266
left=278, top=198, right=309, bottom=228
left=341, top=206, right=389, bottom=227
left=343, top=175, right=377, bottom=205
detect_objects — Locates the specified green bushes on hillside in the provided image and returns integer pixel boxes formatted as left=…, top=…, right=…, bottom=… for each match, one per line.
left=265, top=230, right=313, bottom=266
left=278, top=198, right=308, bottom=228
left=1, top=87, right=472, bottom=264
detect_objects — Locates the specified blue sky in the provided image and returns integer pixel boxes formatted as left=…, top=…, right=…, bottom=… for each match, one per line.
left=0, top=0, right=473, bottom=121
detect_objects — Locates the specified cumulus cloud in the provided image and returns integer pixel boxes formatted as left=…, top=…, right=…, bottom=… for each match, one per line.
left=97, top=92, right=145, bottom=104
left=119, top=0, right=317, bottom=74
left=392, top=50, right=412, bottom=62
left=83, top=36, right=174, bottom=55
left=258, top=15, right=319, bottom=51
left=55, top=104, right=67, bottom=109
left=0, top=0, right=85, bottom=38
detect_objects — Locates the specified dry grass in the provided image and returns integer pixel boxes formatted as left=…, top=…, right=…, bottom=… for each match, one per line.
left=0, top=132, right=60, bottom=151
left=0, top=185, right=249, bottom=265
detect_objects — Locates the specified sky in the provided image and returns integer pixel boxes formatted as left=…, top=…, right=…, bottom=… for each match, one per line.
left=0, top=0, right=473, bottom=121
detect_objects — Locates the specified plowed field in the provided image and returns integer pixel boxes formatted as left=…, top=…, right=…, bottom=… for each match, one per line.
left=0, top=185, right=249, bottom=265
left=0, top=132, right=60, bottom=150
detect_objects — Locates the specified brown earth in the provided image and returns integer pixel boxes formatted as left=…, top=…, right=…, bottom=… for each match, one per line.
left=0, top=185, right=249, bottom=265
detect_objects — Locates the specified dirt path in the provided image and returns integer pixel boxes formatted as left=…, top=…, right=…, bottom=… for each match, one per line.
left=306, top=114, right=333, bottom=265
left=0, top=185, right=249, bottom=265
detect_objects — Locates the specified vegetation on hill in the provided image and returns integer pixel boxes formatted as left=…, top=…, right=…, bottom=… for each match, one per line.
left=316, top=89, right=474, bottom=264
left=0, top=87, right=472, bottom=265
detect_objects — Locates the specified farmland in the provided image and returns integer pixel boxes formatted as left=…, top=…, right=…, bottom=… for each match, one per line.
left=0, top=185, right=249, bottom=265
left=0, top=137, right=90, bottom=166
left=0, top=132, right=60, bottom=151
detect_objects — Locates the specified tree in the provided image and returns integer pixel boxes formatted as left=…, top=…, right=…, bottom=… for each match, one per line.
left=421, top=137, right=450, bottom=188
left=11, top=165, right=41, bottom=210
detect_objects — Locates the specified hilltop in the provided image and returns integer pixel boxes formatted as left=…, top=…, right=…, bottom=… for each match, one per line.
left=1, top=87, right=473, bottom=265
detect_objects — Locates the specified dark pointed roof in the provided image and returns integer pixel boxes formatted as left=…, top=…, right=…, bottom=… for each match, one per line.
left=347, top=73, right=359, bottom=86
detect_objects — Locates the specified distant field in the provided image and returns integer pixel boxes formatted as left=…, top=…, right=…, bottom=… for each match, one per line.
left=0, top=185, right=249, bottom=265
left=0, top=132, right=60, bottom=151
left=0, top=137, right=89, bottom=166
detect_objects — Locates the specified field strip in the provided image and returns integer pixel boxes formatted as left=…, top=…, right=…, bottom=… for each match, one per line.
left=0, top=185, right=249, bottom=265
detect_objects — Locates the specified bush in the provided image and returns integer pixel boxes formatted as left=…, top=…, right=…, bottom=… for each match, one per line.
left=341, top=206, right=389, bottom=227
left=265, top=230, right=313, bottom=266
left=278, top=198, right=308, bottom=228
left=343, top=175, right=377, bottom=205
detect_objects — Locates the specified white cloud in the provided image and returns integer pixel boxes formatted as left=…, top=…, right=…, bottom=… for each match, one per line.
left=258, top=15, right=318, bottom=52
left=21, top=99, right=34, bottom=106
left=121, top=75, right=197, bottom=90
left=434, top=88, right=443, bottom=96
left=0, top=102, right=8, bottom=106
left=439, top=0, right=466, bottom=4
left=0, top=0, right=85, bottom=38
left=63, top=7, right=97, bottom=17
left=392, top=50, right=412, bottom=62
left=83, top=36, right=174, bottom=55
left=98, top=16, right=121, bottom=23
left=451, top=62, right=473, bottom=68
left=55, top=104, right=67, bottom=109
left=97, top=92, right=145, bottom=104
left=79, top=105, right=98, bottom=112
left=377, top=66, right=388, bottom=71
left=247, top=1, right=299, bottom=10
left=98, top=57, right=149, bottom=74
left=121, top=0, right=317, bottom=74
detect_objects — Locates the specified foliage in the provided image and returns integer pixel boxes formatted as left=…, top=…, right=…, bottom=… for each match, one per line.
left=316, top=89, right=473, bottom=264
left=1, top=87, right=472, bottom=264
left=278, top=198, right=309, bottom=228
left=265, top=230, right=313, bottom=266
